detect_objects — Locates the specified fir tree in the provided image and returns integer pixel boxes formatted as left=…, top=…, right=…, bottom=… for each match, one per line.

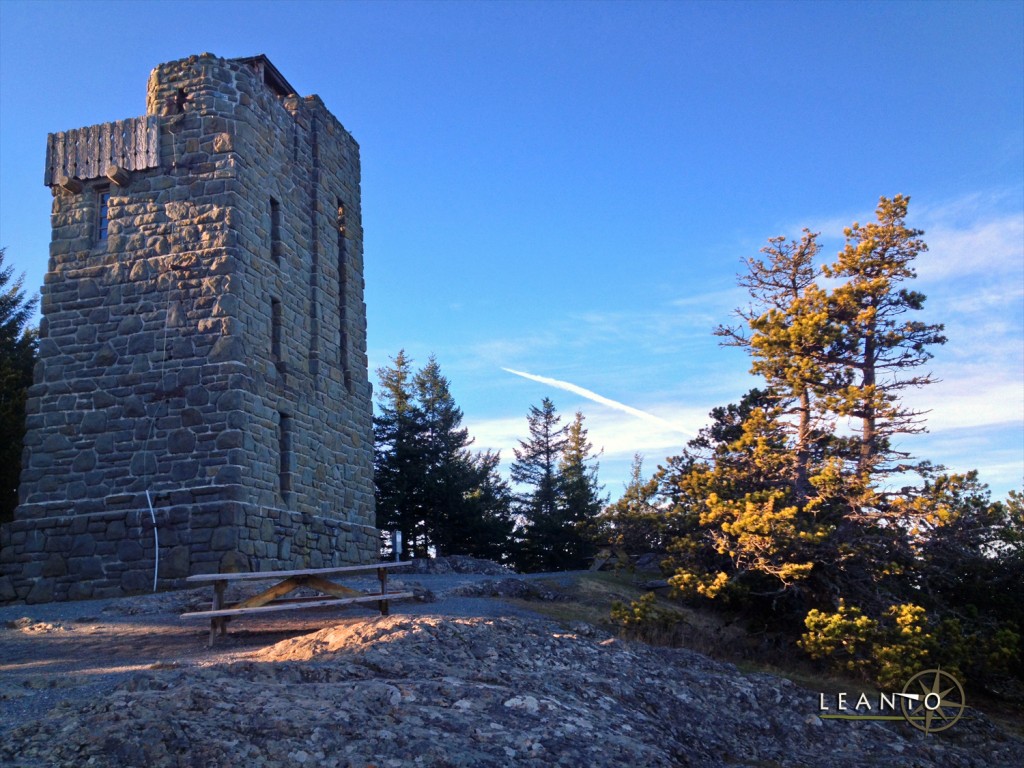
left=413, top=356, right=514, bottom=558
left=511, top=401, right=605, bottom=571
left=557, top=411, right=605, bottom=568
left=0, top=248, right=37, bottom=524
left=601, top=454, right=664, bottom=555
left=457, top=449, right=516, bottom=564
left=412, top=355, right=472, bottom=555
left=373, top=352, right=514, bottom=560
left=373, top=350, right=428, bottom=557
left=511, top=398, right=568, bottom=571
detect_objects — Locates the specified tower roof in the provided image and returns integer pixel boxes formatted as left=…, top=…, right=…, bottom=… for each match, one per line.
left=233, top=54, right=297, bottom=97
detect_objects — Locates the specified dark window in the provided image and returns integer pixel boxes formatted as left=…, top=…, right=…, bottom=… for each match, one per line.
left=337, top=200, right=352, bottom=393
left=271, top=297, right=283, bottom=368
left=270, top=198, right=281, bottom=264
left=278, top=412, right=292, bottom=501
left=96, top=189, right=111, bottom=241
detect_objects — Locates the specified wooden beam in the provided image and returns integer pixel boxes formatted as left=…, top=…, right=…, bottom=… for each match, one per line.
left=58, top=175, right=82, bottom=193
left=181, top=592, right=416, bottom=620
left=106, top=165, right=130, bottom=186
left=302, top=576, right=363, bottom=599
left=233, top=576, right=307, bottom=609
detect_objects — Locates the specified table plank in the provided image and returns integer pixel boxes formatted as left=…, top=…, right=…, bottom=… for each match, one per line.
left=181, top=592, right=416, bottom=619
left=185, top=562, right=412, bottom=583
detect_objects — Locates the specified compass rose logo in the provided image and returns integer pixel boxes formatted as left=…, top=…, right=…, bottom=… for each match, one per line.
left=817, top=668, right=967, bottom=734
left=894, top=668, right=966, bottom=734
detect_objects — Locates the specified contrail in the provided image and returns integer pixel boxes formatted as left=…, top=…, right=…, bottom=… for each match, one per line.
left=502, top=368, right=695, bottom=436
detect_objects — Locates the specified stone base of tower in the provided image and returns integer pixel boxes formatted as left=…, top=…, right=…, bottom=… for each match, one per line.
left=0, top=496, right=378, bottom=604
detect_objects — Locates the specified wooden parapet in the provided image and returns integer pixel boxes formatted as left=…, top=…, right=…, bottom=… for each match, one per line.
left=44, top=116, right=160, bottom=186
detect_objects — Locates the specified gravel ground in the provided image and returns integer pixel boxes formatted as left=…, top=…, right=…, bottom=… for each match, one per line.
left=0, top=569, right=562, bottom=737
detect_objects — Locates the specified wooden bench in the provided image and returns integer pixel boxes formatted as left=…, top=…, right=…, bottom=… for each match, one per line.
left=181, top=561, right=414, bottom=646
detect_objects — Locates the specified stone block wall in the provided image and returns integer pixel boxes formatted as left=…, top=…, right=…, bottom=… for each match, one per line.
left=0, top=53, right=377, bottom=604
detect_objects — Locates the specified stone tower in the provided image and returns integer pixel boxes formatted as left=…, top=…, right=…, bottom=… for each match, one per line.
left=0, top=53, right=378, bottom=603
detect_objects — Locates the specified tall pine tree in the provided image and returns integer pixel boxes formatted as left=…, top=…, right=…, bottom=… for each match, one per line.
left=511, top=398, right=568, bottom=571
left=0, top=248, right=37, bottom=524
left=715, top=230, right=836, bottom=503
left=374, top=352, right=514, bottom=560
left=373, top=350, right=429, bottom=557
left=662, top=196, right=948, bottom=610
left=511, top=400, right=604, bottom=571
left=557, top=411, right=605, bottom=569
left=824, top=195, right=947, bottom=482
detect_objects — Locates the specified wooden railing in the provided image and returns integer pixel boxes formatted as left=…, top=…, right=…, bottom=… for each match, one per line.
left=44, top=116, right=160, bottom=186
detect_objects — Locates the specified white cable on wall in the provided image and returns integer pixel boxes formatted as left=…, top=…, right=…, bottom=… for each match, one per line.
left=145, top=489, right=159, bottom=592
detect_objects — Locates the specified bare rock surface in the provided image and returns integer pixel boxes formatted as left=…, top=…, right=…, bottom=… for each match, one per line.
left=396, top=555, right=515, bottom=576
left=1, top=571, right=1020, bottom=767
left=449, top=577, right=570, bottom=601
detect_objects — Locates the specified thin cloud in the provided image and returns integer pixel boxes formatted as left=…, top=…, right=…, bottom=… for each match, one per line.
left=501, top=368, right=696, bottom=437
left=787, top=192, right=1024, bottom=282
left=917, top=215, right=1023, bottom=282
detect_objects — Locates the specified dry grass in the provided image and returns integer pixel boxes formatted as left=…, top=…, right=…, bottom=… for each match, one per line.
left=519, top=570, right=775, bottom=659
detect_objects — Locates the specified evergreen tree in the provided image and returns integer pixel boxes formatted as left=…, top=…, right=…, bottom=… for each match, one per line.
left=645, top=197, right=1021, bottom=689
left=458, top=450, right=516, bottom=564
left=662, top=197, right=948, bottom=612
left=373, top=352, right=514, bottom=560
left=412, top=355, right=472, bottom=555
left=715, top=230, right=836, bottom=502
left=600, top=454, right=664, bottom=555
left=511, top=397, right=568, bottom=571
left=556, top=411, right=605, bottom=569
left=413, top=356, right=514, bottom=558
left=0, top=248, right=37, bottom=524
left=660, top=395, right=832, bottom=607
left=373, top=350, right=428, bottom=557
left=824, top=195, right=947, bottom=482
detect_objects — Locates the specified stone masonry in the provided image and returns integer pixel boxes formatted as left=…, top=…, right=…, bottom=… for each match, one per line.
left=0, top=53, right=378, bottom=603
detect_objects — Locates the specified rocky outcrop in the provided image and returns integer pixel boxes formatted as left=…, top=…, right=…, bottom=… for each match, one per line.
left=397, top=556, right=514, bottom=576
left=450, top=577, right=569, bottom=601
left=1, top=614, right=1017, bottom=767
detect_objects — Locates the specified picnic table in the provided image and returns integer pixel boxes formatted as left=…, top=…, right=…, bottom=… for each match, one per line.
left=181, top=561, right=414, bottom=646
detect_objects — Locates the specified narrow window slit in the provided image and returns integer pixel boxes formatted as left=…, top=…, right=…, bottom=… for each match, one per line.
left=337, top=200, right=352, bottom=393
left=278, top=412, right=292, bottom=502
left=271, top=297, right=283, bottom=370
left=96, top=187, right=111, bottom=242
left=270, top=197, right=282, bottom=265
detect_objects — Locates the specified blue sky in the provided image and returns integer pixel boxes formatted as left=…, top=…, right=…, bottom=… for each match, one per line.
left=1, top=0, right=1021, bottom=499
